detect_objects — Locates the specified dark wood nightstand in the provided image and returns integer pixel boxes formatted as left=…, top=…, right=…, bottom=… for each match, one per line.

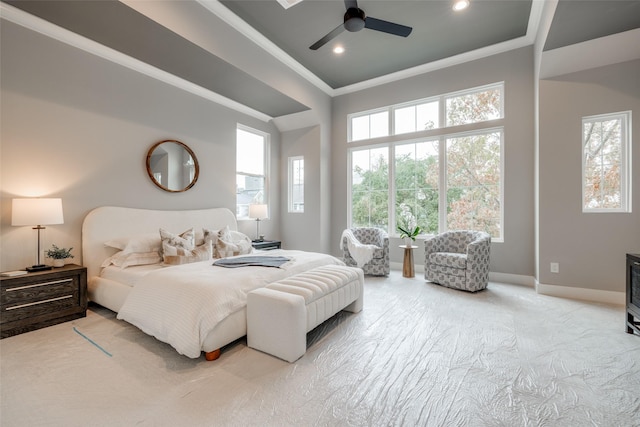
left=1, top=264, right=87, bottom=338
left=252, top=240, right=282, bottom=251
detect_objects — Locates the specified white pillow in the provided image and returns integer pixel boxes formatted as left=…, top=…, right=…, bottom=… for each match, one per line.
left=105, top=233, right=161, bottom=254
left=101, top=251, right=162, bottom=269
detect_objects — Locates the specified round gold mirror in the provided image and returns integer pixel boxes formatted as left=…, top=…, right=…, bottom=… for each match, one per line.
left=146, top=140, right=199, bottom=192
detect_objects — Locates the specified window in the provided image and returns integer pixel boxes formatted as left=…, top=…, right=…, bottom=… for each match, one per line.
left=348, top=83, right=504, bottom=240
left=288, top=156, right=304, bottom=213
left=236, top=125, right=269, bottom=219
left=446, top=131, right=502, bottom=236
left=350, top=146, right=389, bottom=229
left=445, top=85, right=502, bottom=127
left=582, top=111, right=632, bottom=212
left=349, top=110, right=389, bottom=142
left=348, top=83, right=503, bottom=142
left=394, top=100, right=439, bottom=135
left=395, top=140, right=439, bottom=234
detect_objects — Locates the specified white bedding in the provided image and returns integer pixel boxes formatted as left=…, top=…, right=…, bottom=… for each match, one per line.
left=116, top=250, right=344, bottom=358
left=100, top=264, right=166, bottom=287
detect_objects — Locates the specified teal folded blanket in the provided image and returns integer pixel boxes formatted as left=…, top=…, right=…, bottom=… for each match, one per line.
left=213, top=256, right=291, bottom=268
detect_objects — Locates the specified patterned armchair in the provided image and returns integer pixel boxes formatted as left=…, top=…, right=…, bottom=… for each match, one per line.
left=424, top=230, right=491, bottom=292
left=342, top=227, right=390, bottom=276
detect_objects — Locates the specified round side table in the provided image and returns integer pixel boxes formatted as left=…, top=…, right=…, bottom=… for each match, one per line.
left=400, top=245, right=418, bottom=278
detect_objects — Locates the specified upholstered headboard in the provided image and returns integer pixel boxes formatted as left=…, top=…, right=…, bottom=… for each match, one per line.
left=82, top=206, right=237, bottom=280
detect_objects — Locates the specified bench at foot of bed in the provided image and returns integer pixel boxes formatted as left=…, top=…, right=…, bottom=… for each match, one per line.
left=247, top=264, right=364, bottom=362
left=204, top=349, right=221, bottom=361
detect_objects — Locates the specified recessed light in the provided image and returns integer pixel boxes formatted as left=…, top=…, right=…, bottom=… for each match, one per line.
left=453, top=0, right=470, bottom=11
left=333, top=46, right=345, bottom=54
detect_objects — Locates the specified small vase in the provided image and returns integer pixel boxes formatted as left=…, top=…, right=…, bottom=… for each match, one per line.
left=52, top=259, right=65, bottom=268
left=404, top=238, right=413, bottom=247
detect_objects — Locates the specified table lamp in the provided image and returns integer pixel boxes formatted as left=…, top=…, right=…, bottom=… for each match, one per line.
left=248, top=204, right=268, bottom=241
left=12, top=198, right=64, bottom=272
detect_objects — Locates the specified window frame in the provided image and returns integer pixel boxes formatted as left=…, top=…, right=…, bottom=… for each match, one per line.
left=347, top=82, right=505, bottom=242
left=288, top=155, right=304, bottom=213
left=581, top=111, right=632, bottom=213
left=236, top=124, right=270, bottom=220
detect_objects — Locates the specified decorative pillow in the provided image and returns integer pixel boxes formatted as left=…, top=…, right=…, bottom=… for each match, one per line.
left=101, top=251, right=162, bottom=269
left=104, top=233, right=161, bottom=254
left=215, top=229, right=253, bottom=258
left=159, top=228, right=195, bottom=256
left=163, top=241, right=213, bottom=265
left=203, top=228, right=220, bottom=250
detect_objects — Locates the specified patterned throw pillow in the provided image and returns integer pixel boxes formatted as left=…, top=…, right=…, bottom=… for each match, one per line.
left=159, top=228, right=195, bottom=256
left=203, top=228, right=220, bottom=250
left=214, top=227, right=253, bottom=258
left=163, top=240, right=213, bottom=265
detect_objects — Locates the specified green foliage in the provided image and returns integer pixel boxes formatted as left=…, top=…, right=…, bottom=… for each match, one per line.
left=45, top=244, right=74, bottom=260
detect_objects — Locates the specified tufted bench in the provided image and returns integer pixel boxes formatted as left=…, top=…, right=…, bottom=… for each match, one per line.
left=247, top=264, right=364, bottom=362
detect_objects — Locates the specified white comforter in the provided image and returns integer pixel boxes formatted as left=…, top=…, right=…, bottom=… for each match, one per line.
left=116, top=250, right=343, bottom=358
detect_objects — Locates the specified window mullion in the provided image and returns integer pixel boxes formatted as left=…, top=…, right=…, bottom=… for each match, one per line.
left=439, top=136, right=447, bottom=233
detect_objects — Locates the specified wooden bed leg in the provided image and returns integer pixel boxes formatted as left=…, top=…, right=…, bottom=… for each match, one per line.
left=205, top=349, right=221, bottom=361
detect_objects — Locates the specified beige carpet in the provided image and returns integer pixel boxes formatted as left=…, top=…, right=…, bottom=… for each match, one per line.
left=1, top=271, right=639, bottom=426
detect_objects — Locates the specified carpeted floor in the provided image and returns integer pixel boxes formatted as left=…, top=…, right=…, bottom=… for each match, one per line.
left=1, top=271, right=639, bottom=426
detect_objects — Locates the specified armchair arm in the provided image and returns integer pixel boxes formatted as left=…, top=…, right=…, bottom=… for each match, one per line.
left=465, top=233, right=491, bottom=270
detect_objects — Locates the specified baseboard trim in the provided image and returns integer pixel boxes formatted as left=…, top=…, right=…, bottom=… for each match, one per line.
left=489, top=272, right=535, bottom=287
left=535, top=281, right=625, bottom=306
left=389, top=266, right=624, bottom=305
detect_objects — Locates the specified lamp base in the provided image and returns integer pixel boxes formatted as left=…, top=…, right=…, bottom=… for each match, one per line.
left=26, top=264, right=52, bottom=272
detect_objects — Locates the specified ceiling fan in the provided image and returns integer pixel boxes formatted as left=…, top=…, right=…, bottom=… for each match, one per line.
left=309, top=0, right=412, bottom=50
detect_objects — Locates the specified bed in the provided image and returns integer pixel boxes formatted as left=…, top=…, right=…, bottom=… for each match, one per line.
left=82, top=206, right=344, bottom=360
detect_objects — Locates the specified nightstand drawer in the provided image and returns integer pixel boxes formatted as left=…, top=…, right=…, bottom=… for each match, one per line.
left=2, top=277, right=80, bottom=323
left=1, top=264, right=87, bottom=338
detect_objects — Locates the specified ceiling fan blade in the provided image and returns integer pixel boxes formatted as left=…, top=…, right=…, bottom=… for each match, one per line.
left=344, top=0, right=358, bottom=10
left=309, top=23, right=345, bottom=50
left=364, top=16, right=412, bottom=37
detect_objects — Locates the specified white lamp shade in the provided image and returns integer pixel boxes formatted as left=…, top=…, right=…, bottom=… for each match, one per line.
left=12, top=198, right=64, bottom=226
left=248, top=204, right=268, bottom=220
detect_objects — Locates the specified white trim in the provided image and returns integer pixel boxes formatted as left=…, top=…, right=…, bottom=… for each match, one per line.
left=197, top=0, right=333, bottom=96
left=489, top=272, right=535, bottom=287
left=535, top=281, right=625, bottom=306
left=0, top=2, right=272, bottom=123
left=201, top=0, right=544, bottom=97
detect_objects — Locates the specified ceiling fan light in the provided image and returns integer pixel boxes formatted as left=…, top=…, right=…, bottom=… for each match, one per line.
left=333, top=46, right=345, bottom=54
left=453, top=0, right=470, bottom=11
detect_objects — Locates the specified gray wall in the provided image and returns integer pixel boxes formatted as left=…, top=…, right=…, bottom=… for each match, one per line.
left=0, top=20, right=282, bottom=270
left=538, top=59, right=640, bottom=292
left=280, top=126, right=322, bottom=251
left=330, top=47, right=536, bottom=277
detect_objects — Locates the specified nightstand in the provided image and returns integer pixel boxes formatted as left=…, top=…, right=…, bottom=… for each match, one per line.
left=1, top=264, right=87, bottom=338
left=252, top=240, right=282, bottom=251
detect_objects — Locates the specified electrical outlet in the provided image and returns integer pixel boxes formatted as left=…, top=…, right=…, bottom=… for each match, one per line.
left=550, top=262, right=559, bottom=273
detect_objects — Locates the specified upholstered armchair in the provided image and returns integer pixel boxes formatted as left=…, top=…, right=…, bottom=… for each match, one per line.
left=342, top=227, right=390, bottom=276
left=424, top=230, right=491, bottom=292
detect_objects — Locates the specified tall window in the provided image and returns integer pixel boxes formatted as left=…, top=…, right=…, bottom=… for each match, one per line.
left=348, top=83, right=504, bottom=240
left=395, top=140, right=439, bottom=234
left=288, top=156, right=304, bottom=213
left=236, top=125, right=269, bottom=219
left=350, top=146, right=389, bottom=229
left=582, top=111, right=632, bottom=212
